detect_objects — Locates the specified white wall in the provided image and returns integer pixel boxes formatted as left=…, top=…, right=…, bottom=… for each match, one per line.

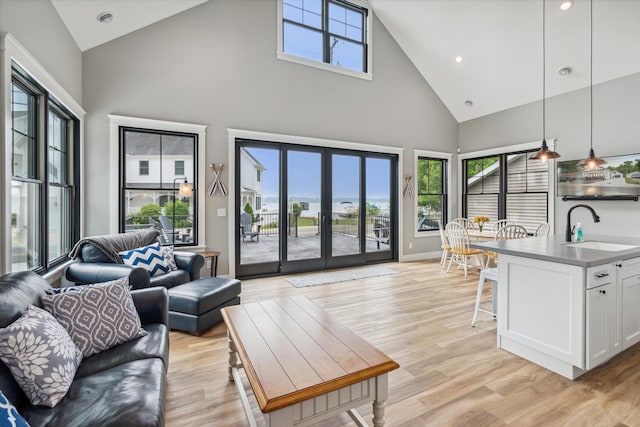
left=459, top=72, right=640, bottom=238
left=82, top=0, right=458, bottom=274
left=0, top=0, right=82, bottom=102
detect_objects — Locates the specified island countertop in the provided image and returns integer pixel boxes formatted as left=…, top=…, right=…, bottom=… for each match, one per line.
left=470, top=234, right=640, bottom=267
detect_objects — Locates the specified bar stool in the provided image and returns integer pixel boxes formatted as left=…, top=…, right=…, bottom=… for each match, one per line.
left=471, top=267, right=498, bottom=326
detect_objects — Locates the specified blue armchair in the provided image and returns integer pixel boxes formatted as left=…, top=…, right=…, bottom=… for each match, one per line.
left=65, top=232, right=204, bottom=290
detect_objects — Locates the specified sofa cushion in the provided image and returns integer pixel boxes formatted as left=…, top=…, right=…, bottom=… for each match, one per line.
left=0, top=305, right=82, bottom=407
left=21, top=358, right=166, bottom=427
left=75, top=323, right=168, bottom=379
left=41, top=279, right=147, bottom=358
left=0, top=390, right=29, bottom=427
left=149, top=269, right=191, bottom=289
left=119, top=243, right=170, bottom=277
left=0, top=271, right=51, bottom=328
left=79, top=244, right=112, bottom=263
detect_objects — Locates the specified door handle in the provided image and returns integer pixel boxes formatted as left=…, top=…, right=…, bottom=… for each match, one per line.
left=600, top=289, right=606, bottom=294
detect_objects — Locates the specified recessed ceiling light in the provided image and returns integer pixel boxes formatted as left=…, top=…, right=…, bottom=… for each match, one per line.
left=455, top=56, right=464, bottom=63
left=560, top=1, right=573, bottom=11
left=97, top=12, right=114, bottom=24
left=558, top=66, right=573, bottom=76
left=464, top=100, right=473, bottom=107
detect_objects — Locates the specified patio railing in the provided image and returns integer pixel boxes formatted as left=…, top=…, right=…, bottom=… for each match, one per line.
left=242, top=213, right=391, bottom=240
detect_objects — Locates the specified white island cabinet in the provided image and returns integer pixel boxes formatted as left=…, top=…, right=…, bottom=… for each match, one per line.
left=471, top=235, right=640, bottom=380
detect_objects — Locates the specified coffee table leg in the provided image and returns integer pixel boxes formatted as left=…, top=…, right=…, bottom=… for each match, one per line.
left=227, top=330, right=238, bottom=382
left=372, top=374, right=389, bottom=427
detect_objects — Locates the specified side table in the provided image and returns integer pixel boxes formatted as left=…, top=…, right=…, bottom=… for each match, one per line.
left=201, top=249, right=221, bottom=277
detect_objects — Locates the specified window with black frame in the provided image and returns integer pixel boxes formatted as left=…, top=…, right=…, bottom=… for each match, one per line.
left=417, top=157, right=447, bottom=232
left=10, top=71, right=79, bottom=273
left=463, top=150, right=549, bottom=233
left=281, top=0, right=368, bottom=73
left=120, top=128, right=197, bottom=246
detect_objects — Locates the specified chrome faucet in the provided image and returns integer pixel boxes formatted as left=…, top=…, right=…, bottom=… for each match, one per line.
left=566, top=204, right=600, bottom=242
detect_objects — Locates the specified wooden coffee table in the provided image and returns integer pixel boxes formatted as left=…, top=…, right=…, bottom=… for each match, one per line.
left=221, top=296, right=399, bottom=427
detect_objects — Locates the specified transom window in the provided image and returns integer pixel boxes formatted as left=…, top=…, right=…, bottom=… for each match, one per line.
left=279, top=0, right=370, bottom=77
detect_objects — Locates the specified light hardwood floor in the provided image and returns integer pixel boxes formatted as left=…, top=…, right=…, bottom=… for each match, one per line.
left=166, top=260, right=640, bottom=427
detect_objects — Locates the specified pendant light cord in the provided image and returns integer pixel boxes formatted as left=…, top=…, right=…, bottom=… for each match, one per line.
left=542, top=0, right=546, bottom=142
left=590, top=0, right=593, bottom=151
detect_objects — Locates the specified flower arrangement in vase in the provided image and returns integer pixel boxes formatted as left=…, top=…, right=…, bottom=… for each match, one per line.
left=473, top=216, right=489, bottom=232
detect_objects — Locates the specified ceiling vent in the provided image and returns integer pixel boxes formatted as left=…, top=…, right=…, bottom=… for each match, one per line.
left=97, top=12, right=114, bottom=24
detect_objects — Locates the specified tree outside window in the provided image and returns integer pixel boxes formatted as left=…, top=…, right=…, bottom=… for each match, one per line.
left=417, top=157, right=447, bottom=231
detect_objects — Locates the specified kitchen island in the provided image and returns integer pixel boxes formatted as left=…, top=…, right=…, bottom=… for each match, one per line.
left=471, top=235, right=640, bottom=379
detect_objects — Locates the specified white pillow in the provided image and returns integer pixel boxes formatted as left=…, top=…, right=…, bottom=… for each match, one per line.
left=0, top=305, right=82, bottom=407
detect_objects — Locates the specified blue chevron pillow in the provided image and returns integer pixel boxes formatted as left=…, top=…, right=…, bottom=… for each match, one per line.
left=119, top=243, right=170, bottom=277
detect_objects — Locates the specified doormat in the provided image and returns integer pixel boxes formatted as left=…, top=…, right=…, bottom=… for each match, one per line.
left=287, top=266, right=398, bottom=288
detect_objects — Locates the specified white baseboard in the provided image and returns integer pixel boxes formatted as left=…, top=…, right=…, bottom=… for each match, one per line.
left=399, top=251, right=441, bottom=262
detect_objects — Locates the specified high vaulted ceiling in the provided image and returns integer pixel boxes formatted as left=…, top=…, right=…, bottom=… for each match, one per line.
left=51, top=0, right=640, bottom=123
left=50, top=0, right=209, bottom=51
left=370, top=0, right=640, bottom=122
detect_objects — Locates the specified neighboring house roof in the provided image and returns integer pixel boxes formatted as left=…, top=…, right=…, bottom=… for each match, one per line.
left=240, top=147, right=266, bottom=171
left=467, top=153, right=524, bottom=188
left=125, top=132, right=194, bottom=156
left=240, top=186, right=257, bottom=194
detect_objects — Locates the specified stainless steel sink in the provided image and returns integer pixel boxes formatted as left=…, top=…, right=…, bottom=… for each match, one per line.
left=564, top=241, right=639, bottom=251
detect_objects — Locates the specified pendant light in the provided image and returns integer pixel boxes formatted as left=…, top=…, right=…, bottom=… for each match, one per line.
left=577, top=0, right=606, bottom=170
left=530, top=0, right=560, bottom=161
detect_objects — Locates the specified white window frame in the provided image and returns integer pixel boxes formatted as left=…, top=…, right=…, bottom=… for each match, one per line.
left=276, top=0, right=373, bottom=81
left=457, top=139, right=556, bottom=234
left=108, top=115, right=207, bottom=249
left=414, top=150, right=452, bottom=238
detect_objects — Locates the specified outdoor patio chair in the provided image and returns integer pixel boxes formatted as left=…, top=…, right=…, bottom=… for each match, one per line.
left=159, top=215, right=184, bottom=243
left=373, top=218, right=390, bottom=249
left=240, top=212, right=261, bottom=242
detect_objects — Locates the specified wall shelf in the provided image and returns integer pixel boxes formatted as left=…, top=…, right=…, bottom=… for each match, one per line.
left=561, top=195, right=639, bottom=202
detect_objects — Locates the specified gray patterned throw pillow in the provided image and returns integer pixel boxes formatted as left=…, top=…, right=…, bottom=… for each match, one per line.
left=41, top=278, right=147, bottom=358
left=0, top=305, right=82, bottom=407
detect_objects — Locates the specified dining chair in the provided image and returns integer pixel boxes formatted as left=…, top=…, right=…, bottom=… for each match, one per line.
left=437, top=220, right=451, bottom=268
left=451, top=217, right=475, bottom=230
left=495, top=224, right=528, bottom=240
left=483, top=224, right=529, bottom=268
left=446, top=222, right=483, bottom=277
left=534, top=222, right=550, bottom=237
left=491, top=219, right=513, bottom=232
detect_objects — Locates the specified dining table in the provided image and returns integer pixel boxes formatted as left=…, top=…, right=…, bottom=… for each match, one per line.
left=467, top=229, right=498, bottom=241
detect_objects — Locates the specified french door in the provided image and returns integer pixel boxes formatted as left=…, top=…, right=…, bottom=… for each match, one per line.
left=236, top=140, right=397, bottom=278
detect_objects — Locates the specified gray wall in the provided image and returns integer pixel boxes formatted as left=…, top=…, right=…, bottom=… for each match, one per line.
left=0, top=0, right=82, bottom=102
left=82, top=0, right=458, bottom=273
left=460, top=72, right=640, bottom=238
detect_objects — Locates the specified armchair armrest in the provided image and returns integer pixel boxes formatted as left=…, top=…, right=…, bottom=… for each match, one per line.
left=131, top=287, right=168, bottom=326
left=173, top=252, right=205, bottom=280
left=66, top=262, right=151, bottom=289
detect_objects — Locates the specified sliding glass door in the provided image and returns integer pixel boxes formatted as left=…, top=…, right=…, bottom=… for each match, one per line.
left=236, top=140, right=397, bottom=278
